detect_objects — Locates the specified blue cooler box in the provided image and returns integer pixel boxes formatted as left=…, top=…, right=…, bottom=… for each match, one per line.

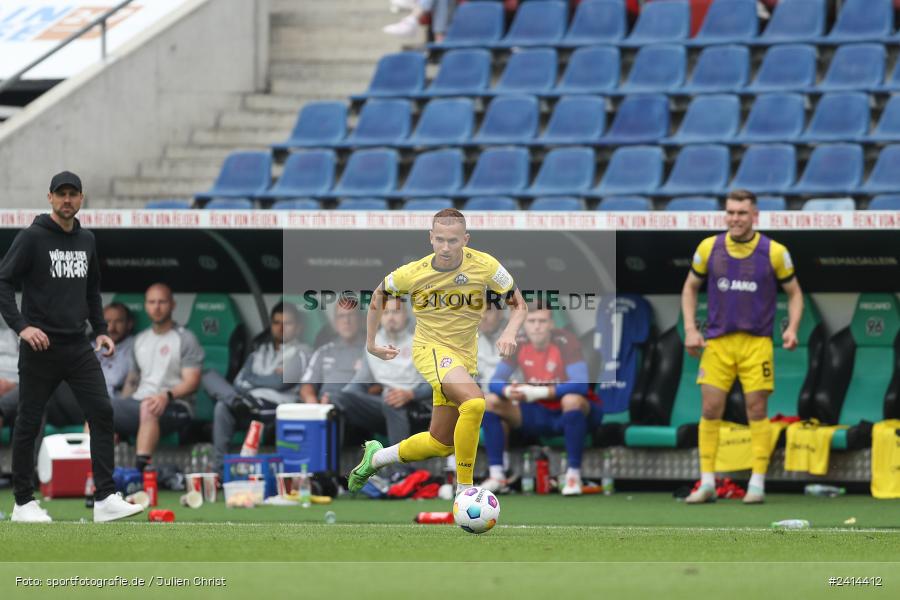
left=276, top=404, right=339, bottom=473
left=222, top=453, right=284, bottom=498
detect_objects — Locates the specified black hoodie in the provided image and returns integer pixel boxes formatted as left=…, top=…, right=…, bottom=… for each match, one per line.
left=0, top=214, right=107, bottom=342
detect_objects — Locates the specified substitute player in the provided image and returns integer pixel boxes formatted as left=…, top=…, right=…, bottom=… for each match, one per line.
left=348, top=209, right=527, bottom=496
left=681, top=190, right=803, bottom=505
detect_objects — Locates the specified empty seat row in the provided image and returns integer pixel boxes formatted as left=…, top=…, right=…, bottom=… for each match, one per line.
left=355, top=43, right=900, bottom=101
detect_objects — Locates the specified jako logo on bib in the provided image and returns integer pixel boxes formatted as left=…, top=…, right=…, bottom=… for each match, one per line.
left=717, top=277, right=758, bottom=293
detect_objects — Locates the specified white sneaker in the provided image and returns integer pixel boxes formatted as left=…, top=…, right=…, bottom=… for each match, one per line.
left=478, top=477, right=509, bottom=494
left=383, top=14, right=419, bottom=37
left=561, top=475, right=583, bottom=496
left=11, top=500, right=52, bottom=523
left=390, top=0, right=416, bottom=13
left=743, top=486, right=765, bottom=504
left=94, top=492, right=144, bottom=523
left=685, top=485, right=717, bottom=504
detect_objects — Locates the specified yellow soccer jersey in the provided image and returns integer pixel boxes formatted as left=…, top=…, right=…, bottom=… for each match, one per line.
left=691, top=232, right=795, bottom=282
left=384, top=247, right=515, bottom=360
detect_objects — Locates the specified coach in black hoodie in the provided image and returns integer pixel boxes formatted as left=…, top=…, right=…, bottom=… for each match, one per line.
left=0, top=172, right=142, bottom=522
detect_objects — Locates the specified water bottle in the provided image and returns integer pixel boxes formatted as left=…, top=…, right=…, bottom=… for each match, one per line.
left=601, top=450, right=615, bottom=496
left=521, top=452, right=535, bottom=495
left=558, top=451, right=568, bottom=491
left=771, top=519, right=810, bottom=530
left=200, top=446, right=211, bottom=473
left=190, top=445, right=200, bottom=473
left=299, top=463, right=311, bottom=508
left=804, top=484, right=845, bottom=498
left=535, top=449, right=550, bottom=495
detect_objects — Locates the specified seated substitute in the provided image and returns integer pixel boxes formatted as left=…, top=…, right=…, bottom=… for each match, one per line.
left=300, top=297, right=366, bottom=404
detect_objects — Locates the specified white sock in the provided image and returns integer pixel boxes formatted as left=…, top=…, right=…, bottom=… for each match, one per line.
left=701, top=473, right=716, bottom=488
left=456, top=483, right=474, bottom=495
left=372, top=444, right=400, bottom=469
left=502, top=451, right=510, bottom=471
left=489, top=465, right=505, bottom=481
left=748, top=473, right=765, bottom=492
left=565, top=467, right=581, bottom=481
left=445, top=454, right=456, bottom=471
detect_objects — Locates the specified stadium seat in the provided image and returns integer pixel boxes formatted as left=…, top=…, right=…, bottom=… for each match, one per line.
left=658, top=145, right=730, bottom=196
left=596, top=196, right=653, bottom=211
left=463, top=196, right=520, bottom=211
left=532, top=95, right=606, bottom=145
left=337, top=99, right=412, bottom=148
left=530, top=196, right=585, bottom=211
left=734, top=93, right=806, bottom=143
left=258, top=150, right=336, bottom=199
left=524, top=147, right=596, bottom=197
left=111, top=293, right=151, bottom=332
left=790, top=144, right=863, bottom=195
left=869, top=195, right=900, bottom=210
left=818, top=44, right=885, bottom=91
left=688, top=0, right=758, bottom=46
left=758, top=0, right=825, bottom=44
left=329, top=149, right=399, bottom=198
left=746, top=44, right=817, bottom=93
left=495, top=0, right=567, bottom=48
left=271, top=199, right=319, bottom=210
left=472, top=95, right=540, bottom=144
left=553, top=45, right=620, bottom=96
left=429, top=1, right=504, bottom=49
left=145, top=199, right=192, bottom=209
left=801, top=198, right=856, bottom=211
left=621, top=0, right=690, bottom=47
left=663, top=94, right=740, bottom=145
left=865, top=95, right=900, bottom=142
left=403, top=198, right=454, bottom=211
left=729, top=144, right=797, bottom=194
left=422, top=49, right=492, bottom=97
left=493, top=48, right=558, bottom=95
left=460, top=147, right=531, bottom=197
left=272, top=102, right=347, bottom=152
left=800, top=92, right=870, bottom=142
left=560, top=0, right=626, bottom=47
left=204, top=198, right=254, bottom=209
left=392, top=148, right=465, bottom=198
left=879, top=59, right=900, bottom=92
left=600, top=94, right=670, bottom=145
left=352, top=52, right=425, bottom=100
left=336, top=198, right=390, bottom=210
left=618, top=44, right=686, bottom=94
left=757, top=195, right=787, bottom=211
left=825, top=0, right=893, bottom=43
left=665, top=197, right=719, bottom=211
left=592, top=146, right=665, bottom=196
left=402, top=98, right=475, bottom=147
left=860, top=145, right=900, bottom=194
left=681, top=45, right=750, bottom=94
left=195, top=151, right=271, bottom=201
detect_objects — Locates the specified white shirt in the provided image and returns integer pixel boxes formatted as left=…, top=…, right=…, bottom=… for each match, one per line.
left=0, top=326, right=18, bottom=383
left=365, top=327, right=421, bottom=390
left=131, top=324, right=204, bottom=400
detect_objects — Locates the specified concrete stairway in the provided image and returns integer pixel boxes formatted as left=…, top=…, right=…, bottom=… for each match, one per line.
left=106, top=0, right=411, bottom=208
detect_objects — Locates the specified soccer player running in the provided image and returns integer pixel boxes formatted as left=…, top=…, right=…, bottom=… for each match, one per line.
left=348, top=209, right=527, bottom=497
left=681, top=190, right=803, bottom=505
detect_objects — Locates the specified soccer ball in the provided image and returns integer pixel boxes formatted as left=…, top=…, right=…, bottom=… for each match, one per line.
left=453, top=487, right=500, bottom=534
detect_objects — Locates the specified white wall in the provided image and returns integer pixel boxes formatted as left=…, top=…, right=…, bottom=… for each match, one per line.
left=0, top=0, right=269, bottom=207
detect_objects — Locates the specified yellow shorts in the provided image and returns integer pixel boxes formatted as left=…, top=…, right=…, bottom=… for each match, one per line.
left=697, top=332, right=774, bottom=393
left=412, top=344, right=478, bottom=407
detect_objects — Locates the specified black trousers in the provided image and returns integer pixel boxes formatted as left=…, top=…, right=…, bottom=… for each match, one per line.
left=13, top=339, right=115, bottom=505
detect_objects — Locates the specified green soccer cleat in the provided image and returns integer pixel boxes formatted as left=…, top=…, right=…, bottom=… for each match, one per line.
left=347, top=440, right=383, bottom=492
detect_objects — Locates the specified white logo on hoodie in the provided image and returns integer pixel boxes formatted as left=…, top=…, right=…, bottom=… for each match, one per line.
left=48, top=249, right=88, bottom=279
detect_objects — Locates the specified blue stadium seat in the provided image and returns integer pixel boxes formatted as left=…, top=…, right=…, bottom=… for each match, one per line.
left=600, top=94, right=670, bottom=144
left=493, top=48, right=558, bottom=95
left=826, top=0, right=893, bottom=43
left=145, top=199, right=192, bottom=209
left=533, top=95, right=606, bottom=145
left=758, top=0, right=825, bottom=44
left=681, top=45, right=750, bottom=94
left=423, top=49, right=492, bottom=97
left=879, top=59, right=900, bottom=92
left=791, top=144, right=864, bottom=195
left=402, top=98, right=474, bottom=148
left=659, top=145, right=730, bottom=196
left=665, top=197, right=720, bottom=211
left=271, top=199, right=319, bottom=210
left=561, top=0, right=626, bottom=47
left=337, top=99, right=411, bottom=147
left=403, top=198, right=454, bottom=211
left=800, top=92, right=869, bottom=142
left=621, top=0, right=690, bottom=47
left=496, top=0, right=567, bottom=48
left=801, top=198, right=856, bottom=210
left=460, top=147, right=531, bottom=197
left=393, top=148, right=465, bottom=198
left=663, top=94, right=740, bottom=145
left=205, top=198, right=255, bottom=210
left=553, top=45, right=620, bottom=96
left=429, top=2, right=504, bottom=49
left=746, top=44, right=817, bottom=92
left=258, top=150, right=336, bottom=199
left=596, top=196, right=653, bottom=211
left=730, top=144, right=797, bottom=194
left=329, top=149, right=399, bottom=198
left=860, top=145, right=900, bottom=194
left=688, top=0, right=758, bottom=46
left=464, top=196, right=520, bottom=211
left=472, top=95, right=540, bottom=144
left=618, top=44, right=686, bottom=94
left=336, top=198, right=390, bottom=210
left=272, top=102, right=347, bottom=151
left=735, top=93, right=805, bottom=143
left=591, top=145, right=664, bottom=196
left=818, top=44, right=885, bottom=91
left=757, top=196, right=787, bottom=211
left=524, top=147, right=596, bottom=196
left=530, top=196, right=586, bottom=211
left=352, top=52, right=425, bottom=100
left=195, top=151, right=271, bottom=201
left=866, top=95, right=900, bottom=142
left=868, top=195, right=900, bottom=210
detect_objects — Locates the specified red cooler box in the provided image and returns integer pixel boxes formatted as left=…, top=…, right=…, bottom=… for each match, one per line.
left=38, top=433, right=92, bottom=498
